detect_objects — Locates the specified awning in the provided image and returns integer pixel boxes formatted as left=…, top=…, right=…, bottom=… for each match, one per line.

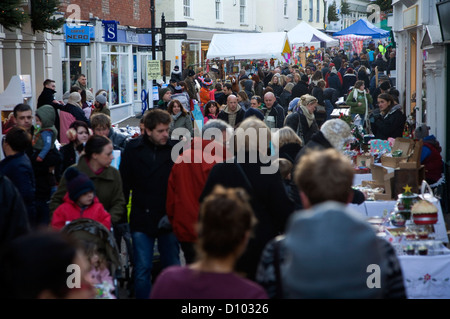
left=421, top=25, right=444, bottom=50
left=333, top=19, right=390, bottom=38
left=288, top=21, right=339, bottom=48
left=206, top=32, right=291, bottom=60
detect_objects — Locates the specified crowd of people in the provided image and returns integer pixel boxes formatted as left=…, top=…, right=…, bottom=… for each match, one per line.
left=0, top=42, right=444, bottom=300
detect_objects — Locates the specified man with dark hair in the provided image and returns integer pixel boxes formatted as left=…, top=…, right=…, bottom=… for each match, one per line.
left=37, top=79, right=63, bottom=136
left=75, top=74, right=94, bottom=101
left=215, top=82, right=234, bottom=106
left=0, top=126, right=36, bottom=226
left=119, top=108, right=181, bottom=299
left=13, top=103, right=34, bottom=135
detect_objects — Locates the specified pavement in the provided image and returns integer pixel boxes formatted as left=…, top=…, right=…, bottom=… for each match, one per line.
left=116, top=113, right=143, bottom=128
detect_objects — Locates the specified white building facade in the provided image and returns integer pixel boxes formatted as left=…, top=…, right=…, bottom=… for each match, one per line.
left=392, top=0, right=448, bottom=162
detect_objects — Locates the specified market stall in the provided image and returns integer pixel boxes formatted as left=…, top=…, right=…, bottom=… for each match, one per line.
left=206, top=32, right=291, bottom=62
left=333, top=18, right=390, bottom=39
left=335, top=34, right=372, bottom=55
left=287, top=21, right=339, bottom=49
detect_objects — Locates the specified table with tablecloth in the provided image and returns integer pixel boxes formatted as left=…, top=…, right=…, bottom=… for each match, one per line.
left=351, top=173, right=450, bottom=298
left=398, top=254, right=450, bottom=299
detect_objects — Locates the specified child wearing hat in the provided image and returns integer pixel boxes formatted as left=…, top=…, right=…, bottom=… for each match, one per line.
left=199, top=76, right=214, bottom=110
left=32, top=104, right=59, bottom=163
left=51, top=167, right=111, bottom=230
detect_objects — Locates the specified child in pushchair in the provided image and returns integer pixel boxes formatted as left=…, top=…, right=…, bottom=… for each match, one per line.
left=61, top=218, right=122, bottom=299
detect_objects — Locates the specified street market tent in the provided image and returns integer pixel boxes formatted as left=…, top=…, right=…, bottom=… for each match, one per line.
left=206, top=32, right=291, bottom=60
left=333, top=19, right=390, bottom=38
left=335, top=34, right=372, bottom=54
left=287, top=21, right=339, bottom=48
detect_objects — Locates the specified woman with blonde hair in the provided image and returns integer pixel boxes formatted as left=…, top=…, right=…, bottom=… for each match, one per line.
left=283, top=94, right=319, bottom=144
left=272, top=126, right=303, bottom=163
left=268, top=74, right=283, bottom=98
left=199, top=117, right=295, bottom=281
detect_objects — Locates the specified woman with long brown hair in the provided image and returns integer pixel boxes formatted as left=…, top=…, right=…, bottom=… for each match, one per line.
left=370, top=93, right=406, bottom=140
left=168, top=99, right=194, bottom=140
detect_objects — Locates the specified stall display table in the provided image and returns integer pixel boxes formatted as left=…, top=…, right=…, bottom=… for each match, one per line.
left=398, top=254, right=450, bottom=299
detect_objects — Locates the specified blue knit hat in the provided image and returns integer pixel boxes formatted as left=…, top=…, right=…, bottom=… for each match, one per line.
left=244, top=108, right=264, bottom=121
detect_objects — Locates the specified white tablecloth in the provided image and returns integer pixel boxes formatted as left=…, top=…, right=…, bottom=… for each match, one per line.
left=349, top=201, right=448, bottom=244
left=399, top=254, right=450, bottom=299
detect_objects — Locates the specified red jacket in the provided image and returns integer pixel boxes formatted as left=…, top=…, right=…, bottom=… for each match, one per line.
left=166, top=137, right=229, bottom=243
left=422, top=142, right=443, bottom=184
left=51, top=193, right=111, bottom=230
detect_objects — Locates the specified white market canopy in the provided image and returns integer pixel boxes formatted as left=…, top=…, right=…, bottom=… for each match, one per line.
left=287, top=21, right=339, bottom=48
left=206, top=32, right=291, bottom=60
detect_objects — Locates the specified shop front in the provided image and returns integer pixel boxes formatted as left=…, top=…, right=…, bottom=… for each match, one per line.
left=60, top=22, right=154, bottom=123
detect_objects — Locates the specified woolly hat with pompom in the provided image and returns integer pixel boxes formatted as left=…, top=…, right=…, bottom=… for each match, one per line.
left=65, top=167, right=95, bottom=202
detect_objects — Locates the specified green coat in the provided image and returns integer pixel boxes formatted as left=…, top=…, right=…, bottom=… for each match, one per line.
left=346, top=89, right=373, bottom=115
left=49, top=155, right=126, bottom=224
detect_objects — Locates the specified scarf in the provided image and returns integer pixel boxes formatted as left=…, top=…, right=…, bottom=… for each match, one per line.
left=300, top=104, right=315, bottom=127
left=172, top=112, right=182, bottom=121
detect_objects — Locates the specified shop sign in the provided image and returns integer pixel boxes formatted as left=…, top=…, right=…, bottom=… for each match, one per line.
left=126, top=31, right=139, bottom=44
left=103, top=20, right=118, bottom=42
left=65, top=25, right=90, bottom=45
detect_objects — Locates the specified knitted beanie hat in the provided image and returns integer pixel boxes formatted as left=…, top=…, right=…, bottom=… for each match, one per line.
left=95, top=93, right=107, bottom=105
left=320, top=119, right=353, bottom=150
left=414, top=124, right=430, bottom=140
left=68, top=92, right=82, bottom=106
left=65, top=167, right=95, bottom=202
left=159, top=87, right=171, bottom=99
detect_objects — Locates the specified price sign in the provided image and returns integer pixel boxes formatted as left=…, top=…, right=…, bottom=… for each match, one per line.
left=147, top=60, right=161, bottom=80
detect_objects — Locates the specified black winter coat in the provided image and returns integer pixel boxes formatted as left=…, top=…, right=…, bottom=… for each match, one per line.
left=327, top=73, right=342, bottom=97
left=119, top=135, right=175, bottom=236
left=371, top=107, right=406, bottom=141
left=200, top=155, right=295, bottom=280
left=284, top=108, right=319, bottom=144
left=291, top=81, right=309, bottom=100
left=279, top=90, right=292, bottom=114
left=0, top=153, right=36, bottom=223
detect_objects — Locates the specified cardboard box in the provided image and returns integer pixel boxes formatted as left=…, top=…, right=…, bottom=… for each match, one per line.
left=393, top=165, right=425, bottom=196
left=398, top=139, right=423, bottom=169
left=363, top=164, right=395, bottom=200
left=355, top=154, right=374, bottom=168
left=381, top=138, right=416, bottom=168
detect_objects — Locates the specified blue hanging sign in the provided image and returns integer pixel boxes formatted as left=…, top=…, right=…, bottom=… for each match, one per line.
left=103, top=20, right=118, bottom=42
left=65, top=25, right=90, bottom=45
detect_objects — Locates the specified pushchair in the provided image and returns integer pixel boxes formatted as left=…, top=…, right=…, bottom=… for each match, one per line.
left=61, top=218, right=124, bottom=299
